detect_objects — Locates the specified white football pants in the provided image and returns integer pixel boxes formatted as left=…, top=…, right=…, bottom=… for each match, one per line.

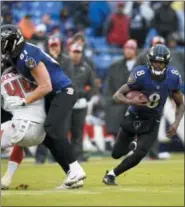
left=1, top=119, right=45, bottom=149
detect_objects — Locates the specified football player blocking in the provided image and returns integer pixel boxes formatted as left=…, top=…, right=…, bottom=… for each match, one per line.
left=103, top=44, right=184, bottom=185
left=1, top=24, right=86, bottom=189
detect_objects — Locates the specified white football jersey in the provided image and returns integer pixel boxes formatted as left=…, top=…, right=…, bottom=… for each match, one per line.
left=1, top=72, right=46, bottom=123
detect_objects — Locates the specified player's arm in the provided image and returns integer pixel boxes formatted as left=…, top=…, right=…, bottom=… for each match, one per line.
left=113, top=84, right=147, bottom=107
left=25, top=62, right=52, bottom=104
left=113, top=66, right=147, bottom=107
left=167, top=90, right=184, bottom=137
left=113, top=84, right=132, bottom=104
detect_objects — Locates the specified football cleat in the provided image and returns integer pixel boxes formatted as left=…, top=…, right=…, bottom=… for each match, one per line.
left=103, top=171, right=117, bottom=185
left=56, top=180, right=84, bottom=190
left=64, top=168, right=86, bottom=186
left=1, top=174, right=12, bottom=189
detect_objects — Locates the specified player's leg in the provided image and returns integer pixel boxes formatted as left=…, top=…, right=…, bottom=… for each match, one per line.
left=103, top=122, right=160, bottom=185
left=44, top=89, right=86, bottom=186
left=1, top=121, right=24, bottom=189
left=1, top=121, right=14, bottom=149
left=1, top=145, right=24, bottom=189
left=111, top=128, right=135, bottom=159
left=103, top=128, right=135, bottom=185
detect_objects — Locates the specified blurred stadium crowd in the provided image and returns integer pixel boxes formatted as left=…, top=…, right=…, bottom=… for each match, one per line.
left=1, top=1, right=184, bottom=77
left=1, top=1, right=184, bottom=161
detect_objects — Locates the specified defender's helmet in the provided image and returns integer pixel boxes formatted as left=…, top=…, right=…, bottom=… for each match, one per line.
left=147, top=44, right=171, bottom=76
left=1, top=24, right=25, bottom=57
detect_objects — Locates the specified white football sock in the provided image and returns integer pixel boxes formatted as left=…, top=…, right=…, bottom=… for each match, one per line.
left=69, top=161, right=82, bottom=172
left=5, top=161, right=19, bottom=178
left=108, top=170, right=116, bottom=177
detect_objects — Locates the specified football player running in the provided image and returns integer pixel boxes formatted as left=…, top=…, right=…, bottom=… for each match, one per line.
left=1, top=67, right=46, bottom=189
left=103, top=44, right=184, bottom=185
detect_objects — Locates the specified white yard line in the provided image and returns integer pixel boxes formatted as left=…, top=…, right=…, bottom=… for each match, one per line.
left=2, top=187, right=183, bottom=196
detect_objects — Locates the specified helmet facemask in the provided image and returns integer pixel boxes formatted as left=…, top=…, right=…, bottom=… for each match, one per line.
left=147, top=45, right=171, bottom=78
left=147, top=58, right=168, bottom=77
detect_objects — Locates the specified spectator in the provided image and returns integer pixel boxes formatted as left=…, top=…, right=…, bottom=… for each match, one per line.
left=105, top=2, right=130, bottom=47
left=125, top=1, right=154, bottom=48
left=175, top=2, right=184, bottom=42
left=42, top=14, right=55, bottom=34
left=59, top=7, right=75, bottom=38
left=133, top=35, right=165, bottom=67
left=50, top=24, right=63, bottom=38
left=73, top=2, right=89, bottom=29
left=69, top=33, right=97, bottom=75
left=151, top=1, right=178, bottom=39
left=18, top=14, right=35, bottom=40
left=31, top=24, right=47, bottom=50
left=68, top=43, right=97, bottom=162
left=1, top=12, right=13, bottom=24
left=48, top=36, right=74, bottom=79
left=104, top=39, right=138, bottom=138
left=88, top=1, right=111, bottom=36
left=32, top=24, right=47, bottom=41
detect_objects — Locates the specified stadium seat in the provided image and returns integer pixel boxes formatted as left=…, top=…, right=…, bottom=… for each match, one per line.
left=91, top=37, right=110, bottom=52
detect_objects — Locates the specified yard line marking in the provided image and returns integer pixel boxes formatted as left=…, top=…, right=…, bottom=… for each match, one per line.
left=2, top=187, right=183, bottom=196
left=1, top=189, right=99, bottom=196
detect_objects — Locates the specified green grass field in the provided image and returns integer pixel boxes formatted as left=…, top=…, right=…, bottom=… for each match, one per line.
left=1, top=154, right=184, bottom=206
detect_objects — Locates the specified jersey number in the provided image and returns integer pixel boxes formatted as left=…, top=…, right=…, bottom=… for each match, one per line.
left=147, top=93, right=160, bottom=109
left=4, top=78, right=34, bottom=98
left=136, top=70, right=145, bottom=77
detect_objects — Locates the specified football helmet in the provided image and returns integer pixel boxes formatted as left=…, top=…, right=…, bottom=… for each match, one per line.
left=1, top=24, right=25, bottom=57
left=147, top=44, right=171, bottom=76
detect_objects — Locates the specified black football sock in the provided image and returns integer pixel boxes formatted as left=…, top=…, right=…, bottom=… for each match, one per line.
left=114, top=150, right=146, bottom=176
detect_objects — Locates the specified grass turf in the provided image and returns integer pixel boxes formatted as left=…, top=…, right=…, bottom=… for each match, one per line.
left=1, top=154, right=184, bottom=206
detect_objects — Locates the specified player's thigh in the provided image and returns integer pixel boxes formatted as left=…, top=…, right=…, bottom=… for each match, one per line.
left=44, top=91, right=77, bottom=137
left=137, top=122, right=160, bottom=153
left=112, top=128, right=135, bottom=159
left=18, top=122, right=46, bottom=147
left=1, top=121, right=14, bottom=149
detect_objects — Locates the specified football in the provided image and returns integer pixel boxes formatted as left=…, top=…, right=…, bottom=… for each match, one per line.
left=126, top=91, right=148, bottom=102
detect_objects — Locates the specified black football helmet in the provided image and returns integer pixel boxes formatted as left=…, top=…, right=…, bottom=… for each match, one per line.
left=147, top=44, right=171, bottom=76
left=1, top=24, right=25, bottom=57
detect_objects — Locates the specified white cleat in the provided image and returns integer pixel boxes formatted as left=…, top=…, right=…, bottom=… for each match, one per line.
left=1, top=174, right=12, bottom=189
left=64, top=169, right=86, bottom=186
left=56, top=180, right=84, bottom=190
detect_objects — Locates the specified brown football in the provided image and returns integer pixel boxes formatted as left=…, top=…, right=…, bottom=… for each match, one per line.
left=126, top=91, right=148, bottom=102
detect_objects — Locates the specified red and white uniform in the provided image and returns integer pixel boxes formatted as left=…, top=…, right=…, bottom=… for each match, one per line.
left=1, top=71, right=46, bottom=148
